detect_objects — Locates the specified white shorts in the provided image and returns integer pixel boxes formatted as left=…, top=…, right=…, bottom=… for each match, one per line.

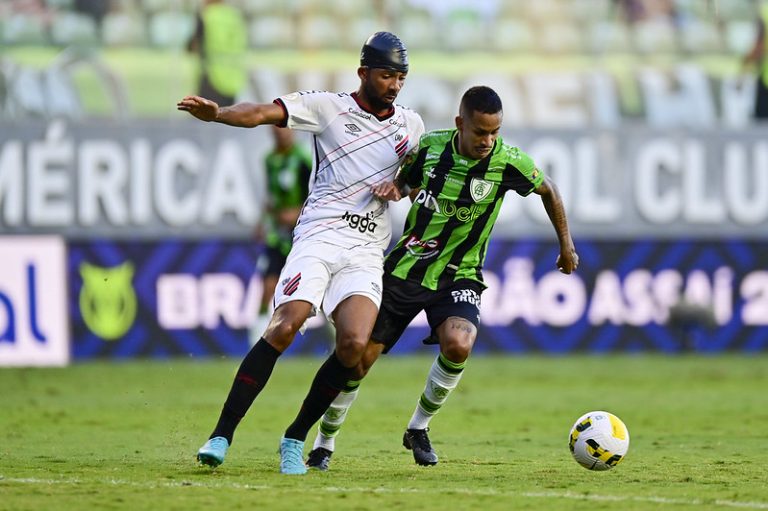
left=273, top=240, right=384, bottom=322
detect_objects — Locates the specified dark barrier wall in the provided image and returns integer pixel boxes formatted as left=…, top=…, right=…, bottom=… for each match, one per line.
left=68, top=239, right=768, bottom=358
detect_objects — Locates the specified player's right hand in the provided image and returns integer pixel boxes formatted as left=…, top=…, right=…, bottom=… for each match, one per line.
left=177, top=95, right=219, bottom=122
left=371, top=181, right=403, bottom=202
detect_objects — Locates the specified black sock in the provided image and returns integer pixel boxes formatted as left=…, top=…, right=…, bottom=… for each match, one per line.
left=210, top=338, right=281, bottom=444
left=283, top=351, right=352, bottom=442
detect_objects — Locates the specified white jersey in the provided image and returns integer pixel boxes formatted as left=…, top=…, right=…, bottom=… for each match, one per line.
left=276, top=90, right=425, bottom=251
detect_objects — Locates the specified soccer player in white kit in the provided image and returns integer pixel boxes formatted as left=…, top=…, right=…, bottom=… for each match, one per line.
left=177, top=32, right=425, bottom=474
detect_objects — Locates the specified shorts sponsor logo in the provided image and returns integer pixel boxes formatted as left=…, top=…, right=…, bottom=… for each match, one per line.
left=342, top=211, right=377, bottom=233
left=404, top=235, right=440, bottom=259
left=282, top=272, right=301, bottom=296
left=371, top=281, right=381, bottom=296
left=451, top=289, right=481, bottom=307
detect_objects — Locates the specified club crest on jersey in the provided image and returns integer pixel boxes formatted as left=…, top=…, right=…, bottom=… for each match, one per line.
left=470, top=178, right=494, bottom=202
left=395, top=134, right=409, bottom=158
left=282, top=273, right=301, bottom=296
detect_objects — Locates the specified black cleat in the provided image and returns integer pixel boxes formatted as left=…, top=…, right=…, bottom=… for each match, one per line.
left=402, top=429, right=438, bottom=466
left=306, top=447, right=333, bottom=471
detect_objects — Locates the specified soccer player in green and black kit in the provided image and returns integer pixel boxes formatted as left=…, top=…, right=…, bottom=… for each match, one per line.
left=304, top=85, right=579, bottom=470
left=249, top=126, right=312, bottom=345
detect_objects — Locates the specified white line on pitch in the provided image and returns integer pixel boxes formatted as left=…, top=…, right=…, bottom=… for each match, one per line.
left=2, top=476, right=767, bottom=509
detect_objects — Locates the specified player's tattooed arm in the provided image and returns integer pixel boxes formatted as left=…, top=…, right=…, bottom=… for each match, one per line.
left=177, top=96, right=286, bottom=128
left=533, top=174, right=579, bottom=274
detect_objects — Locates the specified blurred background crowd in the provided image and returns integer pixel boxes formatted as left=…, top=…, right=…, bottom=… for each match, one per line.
left=0, top=0, right=758, bottom=56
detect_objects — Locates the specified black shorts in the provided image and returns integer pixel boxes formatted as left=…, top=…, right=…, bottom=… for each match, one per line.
left=756, top=76, right=768, bottom=120
left=256, top=245, right=287, bottom=278
left=371, top=273, right=484, bottom=353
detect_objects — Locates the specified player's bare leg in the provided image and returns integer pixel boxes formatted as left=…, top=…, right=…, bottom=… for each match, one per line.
left=280, top=295, right=378, bottom=473
left=404, top=317, right=477, bottom=466
left=198, top=300, right=312, bottom=467
left=307, top=339, right=386, bottom=469
left=249, top=274, right=278, bottom=347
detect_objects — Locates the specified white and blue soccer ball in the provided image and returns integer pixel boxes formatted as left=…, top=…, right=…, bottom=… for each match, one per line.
left=568, top=411, right=630, bottom=471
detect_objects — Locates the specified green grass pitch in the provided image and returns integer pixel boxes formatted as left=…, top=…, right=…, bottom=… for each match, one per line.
left=1, top=355, right=767, bottom=511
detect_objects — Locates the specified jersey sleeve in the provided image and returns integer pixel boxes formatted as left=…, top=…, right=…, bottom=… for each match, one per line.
left=504, top=146, right=544, bottom=197
left=275, top=91, right=333, bottom=134
left=400, top=135, right=430, bottom=188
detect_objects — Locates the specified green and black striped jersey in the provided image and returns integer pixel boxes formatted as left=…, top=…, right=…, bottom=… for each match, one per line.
left=385, top=129, right=544, bottom=290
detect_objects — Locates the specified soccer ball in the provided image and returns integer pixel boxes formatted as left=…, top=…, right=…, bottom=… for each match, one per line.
left=568, top=411, right=629, bottom=471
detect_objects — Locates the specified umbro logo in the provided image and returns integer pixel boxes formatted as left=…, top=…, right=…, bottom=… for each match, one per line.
left=345, top=123, right=361, bottom=132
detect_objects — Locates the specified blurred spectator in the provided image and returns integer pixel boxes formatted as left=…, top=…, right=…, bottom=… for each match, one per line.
left=742, top=0, right=768, bottom=120
left=74, top=0, right=111, bottom=37
left=187, top=0, right=247, bottom=106
left=615, top=0, right=678, bottom=24
left=4, top=0, right=52, bottom=22
left=406, top=0, right=500, bottom=21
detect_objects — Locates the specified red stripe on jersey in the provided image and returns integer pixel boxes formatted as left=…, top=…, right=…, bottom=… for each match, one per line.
left=316, top=118, right=398, bottom=170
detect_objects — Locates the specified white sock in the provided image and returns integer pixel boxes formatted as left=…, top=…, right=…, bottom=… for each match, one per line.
left=407, top=353, right=465, bottom=430
left=312, top=381, right=360, bottom=452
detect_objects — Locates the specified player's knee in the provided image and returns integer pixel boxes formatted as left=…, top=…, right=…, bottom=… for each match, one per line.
left=440, top=334, right=474, bottom=363
left=334, top=332, right=369, bottom=366
left=264, top=316, right=300, bottom=350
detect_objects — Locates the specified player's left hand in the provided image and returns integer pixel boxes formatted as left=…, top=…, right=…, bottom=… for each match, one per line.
left=371, top=181, right=403, bottom=201
left=557, top=247, right=579, bottom=274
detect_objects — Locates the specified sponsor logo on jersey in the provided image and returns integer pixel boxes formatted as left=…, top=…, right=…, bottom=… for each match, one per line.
left=451, top=288, right=481, bottom=307
left=404, top=234, right=440, bottom=259
left=347, top=108, right=372, bottom=120
left=342, top=211, right=378, bottom=233
left=414, top=189, right=484, bottom=222
left=282, top=272, right=301, bottom=296
left=470, top=178, right=494, bottom=202
left=344, top=123, right=361, bottom=136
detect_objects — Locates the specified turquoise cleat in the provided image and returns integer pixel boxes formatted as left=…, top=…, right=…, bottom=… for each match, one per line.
left=279, top=437, right=307, bottom=475
left=197, top=436, right=229, bottom=467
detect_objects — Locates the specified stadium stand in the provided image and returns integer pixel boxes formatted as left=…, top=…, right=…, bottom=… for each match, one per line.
left=0, top=0, right=761, bottom=57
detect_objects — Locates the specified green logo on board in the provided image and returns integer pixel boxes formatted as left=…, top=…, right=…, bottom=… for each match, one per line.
left=79, top=262, right=138, bottom=341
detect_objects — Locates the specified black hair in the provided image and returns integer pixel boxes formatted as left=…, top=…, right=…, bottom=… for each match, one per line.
left=460, top=86, right=502, bottom=116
